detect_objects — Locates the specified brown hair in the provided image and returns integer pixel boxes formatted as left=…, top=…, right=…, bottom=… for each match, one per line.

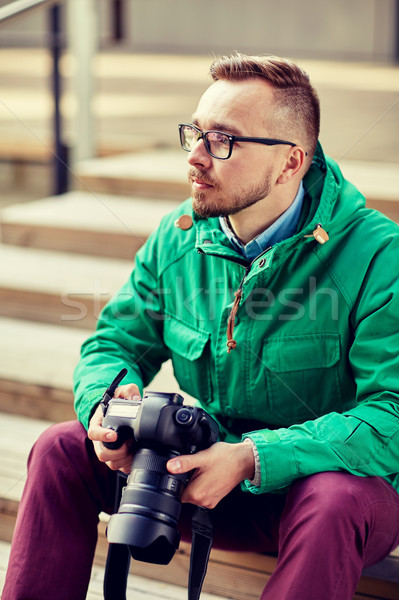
left=210, top=53, right=320, bottom=161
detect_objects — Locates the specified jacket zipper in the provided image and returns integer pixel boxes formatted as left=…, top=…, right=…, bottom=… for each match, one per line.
left=197, top=245, right=273, bottom=352
left=226, top=247, right=275, bottom=352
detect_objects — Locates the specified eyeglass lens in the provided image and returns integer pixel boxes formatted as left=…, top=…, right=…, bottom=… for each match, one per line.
left=181, top=125, right=230, bottom=159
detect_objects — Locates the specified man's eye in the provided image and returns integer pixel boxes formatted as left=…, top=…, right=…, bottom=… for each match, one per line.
left=209, top=133, right=229, bottom=145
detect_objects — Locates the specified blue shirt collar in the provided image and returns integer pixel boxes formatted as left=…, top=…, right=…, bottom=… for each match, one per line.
left=220, top=181, right=305, bottom=261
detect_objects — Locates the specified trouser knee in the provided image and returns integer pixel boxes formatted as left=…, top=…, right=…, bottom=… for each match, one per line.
left=27, top=420, right=87, bottom=473
left=282, top=472, right=365, bottom=537
left=25, top=419, right=117, bottom=515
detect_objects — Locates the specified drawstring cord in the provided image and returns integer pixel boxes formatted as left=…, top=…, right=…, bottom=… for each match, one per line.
left=226, top=288, right=243, bottom=352
left=225, top=223, right=329, bottom=353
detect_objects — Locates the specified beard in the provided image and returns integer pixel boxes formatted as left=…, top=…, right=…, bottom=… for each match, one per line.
left=188, top=168, right=273, bottom=218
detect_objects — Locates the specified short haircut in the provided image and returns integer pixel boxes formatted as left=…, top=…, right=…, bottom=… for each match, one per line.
left=210, top=52, right=320, bottom=161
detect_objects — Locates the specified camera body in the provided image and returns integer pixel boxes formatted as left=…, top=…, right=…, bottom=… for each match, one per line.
left=101, top=389, right=219, bottom=565
left=102, top=390, right=218, bottom=454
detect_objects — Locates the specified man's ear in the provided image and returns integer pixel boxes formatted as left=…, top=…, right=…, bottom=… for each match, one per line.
left=277, top=147, right=307, bottom=184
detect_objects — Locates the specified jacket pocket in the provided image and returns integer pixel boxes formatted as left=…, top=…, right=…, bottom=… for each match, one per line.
left=163, top=317, right=211, bottom=403
left=263, top=333, right=342, bottom=425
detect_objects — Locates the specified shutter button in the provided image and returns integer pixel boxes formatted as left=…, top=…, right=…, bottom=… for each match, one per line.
left=174, top=215, right=193, bottom=230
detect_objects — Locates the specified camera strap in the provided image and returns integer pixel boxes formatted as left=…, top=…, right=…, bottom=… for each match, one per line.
left=188, top=506, right=213, bottom=600
left=103, top=472, right=130, bottom=600
left=103, top=542, right=130, bottom=600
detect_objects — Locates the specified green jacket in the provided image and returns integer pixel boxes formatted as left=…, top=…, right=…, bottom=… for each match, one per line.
left=74, top=143, right=399, bottom=495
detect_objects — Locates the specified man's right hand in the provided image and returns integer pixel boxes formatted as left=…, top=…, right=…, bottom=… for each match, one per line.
left=87, top=383, right=141, bottom=474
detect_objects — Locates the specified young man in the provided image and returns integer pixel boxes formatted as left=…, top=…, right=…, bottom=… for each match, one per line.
left=4, top=53, right=399, bottom=600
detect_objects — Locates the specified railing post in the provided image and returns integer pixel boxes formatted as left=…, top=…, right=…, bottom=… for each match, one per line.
left=66, top=0, right=97, bottom=168
left=395, top=0, right=399, bottom=62
left=112, top=0, right=124, bottom=42
left=49, top=3, right=69, bottom=195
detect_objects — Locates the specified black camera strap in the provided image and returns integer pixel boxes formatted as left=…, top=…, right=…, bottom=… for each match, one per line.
left=103, top=472, right=130, bottom=600
left=103, top=542, right=130, bottom=600
left=189, top=506, right=214, bottom=600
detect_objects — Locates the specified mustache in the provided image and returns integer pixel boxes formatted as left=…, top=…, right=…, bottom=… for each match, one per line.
left=188, top=168, right=217, bottom=187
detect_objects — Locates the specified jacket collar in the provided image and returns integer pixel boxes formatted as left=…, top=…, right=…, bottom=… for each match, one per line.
left=193, top=141, right=340, bottom=260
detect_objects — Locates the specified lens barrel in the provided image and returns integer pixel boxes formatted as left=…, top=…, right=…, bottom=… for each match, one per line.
left=107, top=448, right=188, bottom=564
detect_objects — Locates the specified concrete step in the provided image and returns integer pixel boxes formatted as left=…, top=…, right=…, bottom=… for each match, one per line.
left=0, top=191, right=180, bottom=258
left=0, top=244, right=132, bottom=329
left=0, top=132, right=160, bottom=165
left=0, top=316, right=193, bottom=422
left=0, top=318, right=87, bottom=422
left=75, top=150, right=190, bottom=200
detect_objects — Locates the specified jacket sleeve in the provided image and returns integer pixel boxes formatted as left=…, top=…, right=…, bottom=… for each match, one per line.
left=73, top=231, right=170, bottom=429
left=242, top=236, right=399, bottom=494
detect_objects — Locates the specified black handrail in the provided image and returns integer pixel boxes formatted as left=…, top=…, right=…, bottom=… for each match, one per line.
left=49, top=4, right=68, bottom=194
left=0, top=0, right=69, bottom=194
left=395, top=0, right=399, bottom=63
left=0, top=0, right=63, bottom=23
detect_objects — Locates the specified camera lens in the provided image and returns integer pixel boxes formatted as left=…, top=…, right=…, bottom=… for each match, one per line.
left=175, top=408, right=194, bottom=426
left=107, top=448, right=188, bottom=565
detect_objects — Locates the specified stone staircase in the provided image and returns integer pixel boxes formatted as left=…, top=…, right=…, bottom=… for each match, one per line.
left=0, top=151, right=191, bottom=597
left=1, top=149, right=399, bottom=599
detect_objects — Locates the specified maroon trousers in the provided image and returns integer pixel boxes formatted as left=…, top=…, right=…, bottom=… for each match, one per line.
left=3, top=421, right=399, bottom=600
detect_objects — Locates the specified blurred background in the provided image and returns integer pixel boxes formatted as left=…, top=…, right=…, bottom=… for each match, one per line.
left=0, top=2, right=399, bottom=597
left=0, top=0, right=398, bottom=205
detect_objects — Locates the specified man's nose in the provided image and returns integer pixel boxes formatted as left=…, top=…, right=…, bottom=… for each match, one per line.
left=187, top=137, right=212, bottom=169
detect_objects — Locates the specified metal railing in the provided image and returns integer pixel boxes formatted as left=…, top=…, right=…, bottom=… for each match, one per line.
left=0, top=0, right=69, bottom=194
left=0, top=0, right=62, bottom=24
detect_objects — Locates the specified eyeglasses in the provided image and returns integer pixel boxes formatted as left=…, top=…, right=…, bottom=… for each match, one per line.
left=179, top=123, right=305, bottom=160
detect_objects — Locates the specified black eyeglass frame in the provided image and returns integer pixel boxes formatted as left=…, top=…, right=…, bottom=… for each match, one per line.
left=179, top=123, right=307, bottom=160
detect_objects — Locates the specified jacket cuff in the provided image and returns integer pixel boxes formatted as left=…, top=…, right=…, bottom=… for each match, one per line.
left=243, top=438, right=261, bottom=487
left=241, top=429, right=298, bottom=494
left=75, top=388, right=103, bottom=430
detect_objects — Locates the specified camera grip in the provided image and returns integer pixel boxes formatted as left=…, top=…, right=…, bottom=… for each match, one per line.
left=102, top=426, right=131, bottom=450
left=103, top=437, right=123, bottom=451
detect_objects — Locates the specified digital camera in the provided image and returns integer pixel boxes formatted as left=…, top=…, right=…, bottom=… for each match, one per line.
left=101, top=377, right=219, bottom=565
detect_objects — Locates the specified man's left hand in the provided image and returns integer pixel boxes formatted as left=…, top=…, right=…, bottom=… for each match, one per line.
left=167, top=441, right=255, bottom=509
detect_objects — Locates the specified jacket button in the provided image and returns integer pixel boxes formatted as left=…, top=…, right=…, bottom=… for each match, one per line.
left=259, top=258, right=266, bottom=267
left=174, top=215, right=193, bottom=230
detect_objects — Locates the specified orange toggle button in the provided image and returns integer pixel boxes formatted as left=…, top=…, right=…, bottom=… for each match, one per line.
left=305, top=224, right=329, bottom=244
left=313, top=225, right=329, bottom=244
left=174, top=215, right=193, bottom=230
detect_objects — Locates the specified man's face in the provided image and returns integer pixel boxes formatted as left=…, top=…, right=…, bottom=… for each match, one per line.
left=186, top=78, right=288, bottom=219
